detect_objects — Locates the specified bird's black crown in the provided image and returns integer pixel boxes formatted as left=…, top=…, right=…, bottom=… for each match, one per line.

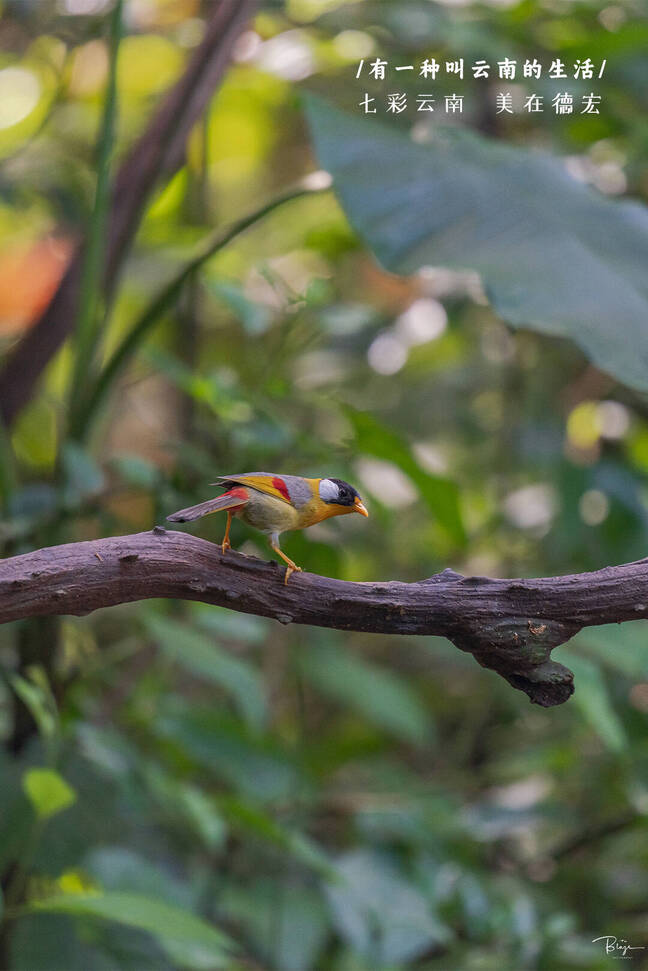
left=328, top=478, right=361, bottom=507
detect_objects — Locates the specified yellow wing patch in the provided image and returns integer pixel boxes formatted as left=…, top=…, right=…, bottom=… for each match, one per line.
left=214, top=473, right=294, bottom=506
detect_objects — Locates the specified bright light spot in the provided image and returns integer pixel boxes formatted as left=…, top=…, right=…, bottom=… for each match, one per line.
left=599, top=5, right=626, bottom=30
left=333, top=30, right=375, bottom=60
left=288, top=0, right=345, bottom=20
left=63, top=0, right=110, bottom=12
left=395, top=298, right=447, bottom=346
left=489, top=775, right=552, bottom=809
left=176, top=18, right=205, bottom=49
left=567, top=400, right=630, bottom=450
left=593, top=162, right=627, bottom=195
left=367, top=331, right=408, bottom=374
left=413, top=441, right=448, bottom=475
left=565, top=145, right=627, bottom=196
left=566, top=401, right=600, bottom=450
left=68, top=41, right=108, bottom=97
left=301, top=169, right=332, bottom=191
left=0, top=68, right=41, bottom=130
left=255, top=31, right=315, bottom=81
left=266, top=249, right=330, bottom=299
left=355, top=457, right=418, bottom=508
left=233, top=30, right=262, bottom=62
left=417, top=265, right=486, bottom=303
left=504, top=484, right=557, bottom=530
left=579, top=489, right=609, bottom=526
left=598, top=400, right=630, bottom=439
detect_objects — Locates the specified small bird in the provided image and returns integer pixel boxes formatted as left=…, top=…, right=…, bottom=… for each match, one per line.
left=167, top=472, right=369, bottom=582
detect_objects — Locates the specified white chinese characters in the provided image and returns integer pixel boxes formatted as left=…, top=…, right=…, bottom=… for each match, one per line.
left=356, top=55, right=606, bottom=116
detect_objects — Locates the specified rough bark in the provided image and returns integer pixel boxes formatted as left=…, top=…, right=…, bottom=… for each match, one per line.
left=2, top=528, right=648, bottom=707
left=0, top=0, right=257, bottom=428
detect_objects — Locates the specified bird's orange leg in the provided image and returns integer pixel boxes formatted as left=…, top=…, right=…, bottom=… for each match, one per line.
left=269, top=538, right=302, bottom=584
left=221, top=511, right=233, bottom=555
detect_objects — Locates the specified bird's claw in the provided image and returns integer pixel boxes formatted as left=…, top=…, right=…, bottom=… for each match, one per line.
left=221, top=539, right=231, bottom=555
left=284, top=565, right=302, bottom=585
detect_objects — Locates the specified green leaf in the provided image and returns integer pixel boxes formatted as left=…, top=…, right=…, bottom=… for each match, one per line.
left=22, top=768, right=76, bottom=820
left=305, top=97, right=648, bottom=393
left=143, top=765, right=227, bottom=850
left=9, top=667, right=58, bottom=741
left=221, top=880, right=329, bottom=971
left=325, top=849, right=450, bottom=966
left=346, top=408, right=465, bottom=546
left=31, top=892, right=233, bottom=969
left=9, top=912, right=145, bottom=971
left=557, top=650, right=627, bottom=752
left=568, top=622, right=648, bottom=679
left=220, top=797, right=334, bottom=878
left=145, top=615, right=266, bottom=730
left=193, top=603, right=269, bottom=645
left=155, top=705, right=299, bottom=802
left=300, top=640, right=432, bottom=746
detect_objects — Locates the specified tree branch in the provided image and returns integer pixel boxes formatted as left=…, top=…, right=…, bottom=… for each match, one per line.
left=2, top=529, right=647, bottom=707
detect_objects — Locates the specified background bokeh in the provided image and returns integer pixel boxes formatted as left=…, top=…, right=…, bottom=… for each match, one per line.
left=1, top=0, right=648, bottom=968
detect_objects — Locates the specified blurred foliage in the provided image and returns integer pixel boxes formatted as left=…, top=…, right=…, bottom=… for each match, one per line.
left=1, top=0, right=648, bottom=968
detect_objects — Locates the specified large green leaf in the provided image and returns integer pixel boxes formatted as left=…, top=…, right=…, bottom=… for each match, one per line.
left=155, top=704, right=300, bottom=803
left=300, top=640, right=432, bottom=746
left=31, top=892, right=233, bottom=970
left=220, top=797, right=333, bottom=877
left=144, top=615, right=266, bottom=731
left=221, top=880, right=329, bottom=971
left=556, top=650, right=627, bottom=752
left=324, top=849, right=450, bottom=966
left=568, top=621, right=648, bottom=679
left=305, top=97, right=648, bottom=392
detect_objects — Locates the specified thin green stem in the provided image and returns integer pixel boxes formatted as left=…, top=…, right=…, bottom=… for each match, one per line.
left=0, top=415, right=16, bottom=513
left=78, top=181, right=329, bottom=439
left=67, top=0, right=123, bottom=437
left=3, top=819, right=46, bottom=911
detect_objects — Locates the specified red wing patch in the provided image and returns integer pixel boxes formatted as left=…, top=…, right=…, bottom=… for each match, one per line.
left=225, top=486, right=249, bottom=506
left=271, top=477, right=291, bottom=502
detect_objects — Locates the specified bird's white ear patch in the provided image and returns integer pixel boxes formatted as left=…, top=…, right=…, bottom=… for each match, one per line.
left=319, top=478, right=339, bottom=501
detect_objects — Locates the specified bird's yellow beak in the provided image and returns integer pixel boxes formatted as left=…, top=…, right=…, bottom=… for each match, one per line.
left=354, top=497, right=369, bottom=517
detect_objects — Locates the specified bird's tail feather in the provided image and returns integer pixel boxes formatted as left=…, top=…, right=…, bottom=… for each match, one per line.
left=167, top=491, right=247, bottom=523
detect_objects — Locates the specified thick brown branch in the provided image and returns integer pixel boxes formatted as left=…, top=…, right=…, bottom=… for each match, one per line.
left=2, top=529, right=648, bottom=707
left=0, top=0, right=256, bottom=428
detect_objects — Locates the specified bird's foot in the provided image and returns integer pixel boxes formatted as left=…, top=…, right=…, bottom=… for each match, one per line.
left=221, top=539, right=231, bottom=555
left=284, top=565, right=302, bottom=585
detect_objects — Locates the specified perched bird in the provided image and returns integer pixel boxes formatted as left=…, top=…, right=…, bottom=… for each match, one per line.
left=167, top=472, right=369, bottom=582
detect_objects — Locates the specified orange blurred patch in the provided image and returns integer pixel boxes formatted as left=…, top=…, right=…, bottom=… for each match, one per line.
left=359, top=259, right=420, bottom=312
left=0, top=236, right=74, bottom=335
left=129, top=0, right=199, bottom=29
